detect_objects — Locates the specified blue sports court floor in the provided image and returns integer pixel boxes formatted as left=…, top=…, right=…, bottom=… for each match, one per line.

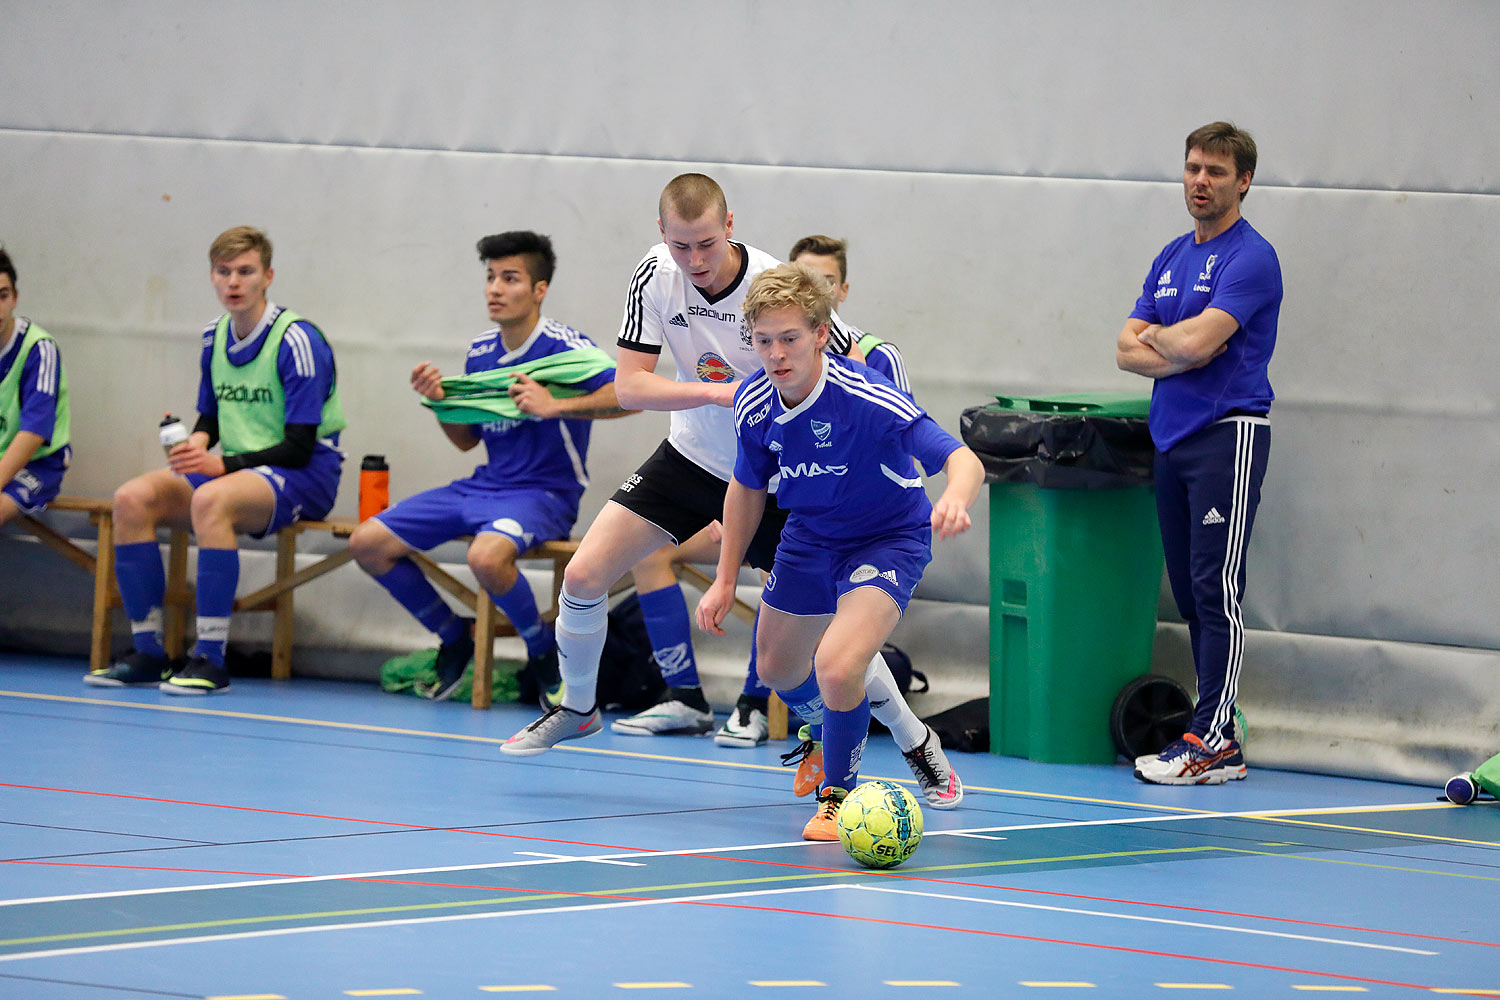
left=1, top=652, right=1496, bottom=998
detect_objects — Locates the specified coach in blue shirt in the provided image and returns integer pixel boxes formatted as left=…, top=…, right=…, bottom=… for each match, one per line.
left=1116, top=121, right=1283, bottom=786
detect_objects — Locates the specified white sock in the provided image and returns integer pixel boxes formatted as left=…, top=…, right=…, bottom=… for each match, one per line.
left=866, top=651, right=927, bottom=751
left=556, top=587, right=607, bottom=713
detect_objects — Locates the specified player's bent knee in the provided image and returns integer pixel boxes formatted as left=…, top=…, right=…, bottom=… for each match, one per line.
left=349, top=519, right=401, bottom=571
left=561, top=556, right=611, bottom=602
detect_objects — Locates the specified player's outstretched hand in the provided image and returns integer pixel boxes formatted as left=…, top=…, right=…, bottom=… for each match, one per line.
left=410, top=362, right=446, bottom=401
left=930, top=496, right=972, bottom=541
left=695, top=578, right=735, bottom=636
left=508, top=372, right=560, bottom=419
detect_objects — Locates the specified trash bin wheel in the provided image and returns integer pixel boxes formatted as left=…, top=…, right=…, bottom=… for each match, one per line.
left=1110, top=674, right=1193, bottom=760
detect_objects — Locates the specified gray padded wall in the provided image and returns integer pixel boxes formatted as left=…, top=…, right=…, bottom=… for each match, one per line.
left=3, top=1, right=1497, bottom=781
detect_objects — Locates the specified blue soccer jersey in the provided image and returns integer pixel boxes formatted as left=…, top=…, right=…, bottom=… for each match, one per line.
left=732, top=354, right=962, bottom=543
left=462, top=317, right=615, bottom=495
left=195, top=302, right=342, bottom=456
left=1129, top=217, right=1282, bottom=451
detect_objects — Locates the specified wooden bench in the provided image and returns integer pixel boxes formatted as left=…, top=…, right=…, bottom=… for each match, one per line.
left=17, top=500, right=782, bottom=730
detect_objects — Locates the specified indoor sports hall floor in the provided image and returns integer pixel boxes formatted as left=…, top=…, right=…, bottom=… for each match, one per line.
left=1, top=652, right=1496, bottom=999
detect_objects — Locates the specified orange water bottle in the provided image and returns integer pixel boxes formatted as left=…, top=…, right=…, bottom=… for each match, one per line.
left=359, top=455, right=389, bottom=521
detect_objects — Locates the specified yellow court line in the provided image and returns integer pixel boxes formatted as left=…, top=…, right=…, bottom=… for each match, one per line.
left=0, top=846, right=1222, bottom=949
left=5, top=688, right=1463, bottom=827
left=1428, top=991, right=1500, bottom=997
left=1155, top=985, right=1232, bottom=991
left=1244, top=814, right=1500, bottom=849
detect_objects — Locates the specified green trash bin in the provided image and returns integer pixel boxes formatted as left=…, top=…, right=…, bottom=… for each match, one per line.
left=961, top=392, right=1164, bottom=764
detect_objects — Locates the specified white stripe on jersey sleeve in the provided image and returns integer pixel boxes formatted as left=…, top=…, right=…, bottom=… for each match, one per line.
left=541, top=319, right=596, bottom=351
left=826, top=360, right=923, bottom=421
left=732, top=375, right=776, bottom=430
left=872, top=344, right=912, bottom=395
left=880, top=463, right=924, bottom=489
left=284, top=326, right=315, bottom=377
left=34, top=338, right=58, bottom=395
left=619, top=255, right=659, bottom=346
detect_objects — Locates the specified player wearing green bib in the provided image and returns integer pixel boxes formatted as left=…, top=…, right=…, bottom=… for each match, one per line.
left=0, top=248, right=71, bottom=525
left=86, top=227, right=345, bottom=695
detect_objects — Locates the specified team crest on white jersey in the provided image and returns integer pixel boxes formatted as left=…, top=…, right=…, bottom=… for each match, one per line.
left=697, top=352, right=734, bottom=383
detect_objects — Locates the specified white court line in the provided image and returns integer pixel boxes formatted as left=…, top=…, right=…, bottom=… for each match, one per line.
left=0, top=884, right=853, bottom=964
left=512, top=852, right=644, bottom=868
left=850, top=884, right=1437, bottom=956
left=0, top=800, right=1442, bottom=909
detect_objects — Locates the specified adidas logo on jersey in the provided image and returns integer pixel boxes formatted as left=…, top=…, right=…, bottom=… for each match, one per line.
left=668, top=313, right=689, bottom=327
left=1158, top=270, right=1172, bottom=285
left=1202, top=507, right=1225, bottom=525
left=880, top=569, right=899, bottom=586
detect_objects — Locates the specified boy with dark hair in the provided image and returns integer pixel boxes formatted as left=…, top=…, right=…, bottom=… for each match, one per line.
left=349, top=231, right=623, bottom=700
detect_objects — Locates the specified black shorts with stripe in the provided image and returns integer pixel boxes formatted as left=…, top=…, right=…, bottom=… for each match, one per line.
left=610, top=440, right=787, bottom=572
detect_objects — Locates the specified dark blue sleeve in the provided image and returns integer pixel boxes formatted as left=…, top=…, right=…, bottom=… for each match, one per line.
left=732, top=433, right=778, bottom=490
left=908, top=415, right=964, bottom=474
left=277, top=321, right=336, bottom=426
left=1209, top=245, right=1282, bottom=329
left=196, top=332, right=216, bottom=417
left=17, top=339, right=60, bottom=441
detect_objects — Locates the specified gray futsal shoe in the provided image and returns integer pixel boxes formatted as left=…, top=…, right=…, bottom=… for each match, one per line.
left=610, top=692, right=714, bottom=736
left=501, top=704, right=602, bottom=756
left=901, top=725, right=964, bottom=809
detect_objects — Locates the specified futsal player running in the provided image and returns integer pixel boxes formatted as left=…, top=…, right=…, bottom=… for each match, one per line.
left=696, top=263, right=983, bottom=840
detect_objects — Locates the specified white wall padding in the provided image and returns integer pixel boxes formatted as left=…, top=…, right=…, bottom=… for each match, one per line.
left=3, top=1, right=1498, bottom=781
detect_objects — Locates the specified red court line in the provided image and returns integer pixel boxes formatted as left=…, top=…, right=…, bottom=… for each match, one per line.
left=9, top=782, right=1496, bottom=952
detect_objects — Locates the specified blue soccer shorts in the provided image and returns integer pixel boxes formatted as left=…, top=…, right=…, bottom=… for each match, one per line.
left=373, top=478, right=580, bottom=554
left=187, top=448, right=341, bottom=538
left=760, top=519, right=932, bottom=618
left=2, top=448, right=69, bottom=514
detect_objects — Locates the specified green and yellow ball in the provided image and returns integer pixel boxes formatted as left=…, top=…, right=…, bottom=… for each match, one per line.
left=836, top=779, right=924, bottom=869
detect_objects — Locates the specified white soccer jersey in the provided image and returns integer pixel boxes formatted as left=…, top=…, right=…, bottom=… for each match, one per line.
left=617, top=241, right=854, bottom=481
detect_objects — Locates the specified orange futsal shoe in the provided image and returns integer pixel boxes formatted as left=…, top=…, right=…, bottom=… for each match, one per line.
left=801, top=785, right=847, bottom=842
left=781, top=725, right=824, bottom=798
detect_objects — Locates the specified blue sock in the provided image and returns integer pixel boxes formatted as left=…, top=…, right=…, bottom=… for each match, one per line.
left=114, top=541, right=167, bottom=657
left=821, top=697, right=871, bottom=794
left=776, top=668, right=824, bottom=729
left=192, top=548, right=239, bottom=666
left=742, top=606, right=772, bottom=698
left=491, top=571, right=548, bottom=658
left=638, top=584, right=700, bottom=688
left=374, top=559, right=465, bottom=645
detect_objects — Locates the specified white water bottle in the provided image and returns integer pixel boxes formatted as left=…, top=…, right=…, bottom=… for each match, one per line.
left=159, top=413, right=188, bottom=459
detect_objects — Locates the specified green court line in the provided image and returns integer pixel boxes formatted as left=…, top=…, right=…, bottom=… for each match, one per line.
left=1223, top=847, right=1500, bottom=882
left=0, top=845, right=1225, bottom=949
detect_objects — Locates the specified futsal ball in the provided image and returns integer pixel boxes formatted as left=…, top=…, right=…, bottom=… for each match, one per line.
left=1445, top=773, right=1479, bottom=805
left=836, top=779, right=924, bottom=869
